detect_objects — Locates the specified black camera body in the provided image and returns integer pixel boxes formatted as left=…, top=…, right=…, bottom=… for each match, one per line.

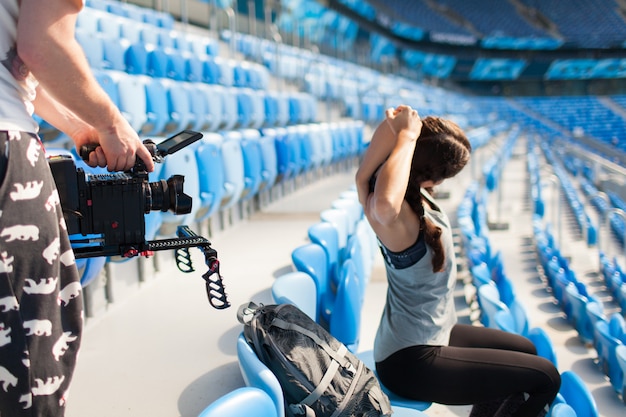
left=48, top=130, right=230, bottom=309
left=49, top=130, right=200, bottom=258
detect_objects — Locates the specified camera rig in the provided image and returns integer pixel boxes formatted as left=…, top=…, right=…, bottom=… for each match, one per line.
left=49, top=130, right=229, bottom=310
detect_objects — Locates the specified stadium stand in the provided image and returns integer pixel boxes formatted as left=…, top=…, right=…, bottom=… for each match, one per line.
left=29, top=0, right=626, bottom=416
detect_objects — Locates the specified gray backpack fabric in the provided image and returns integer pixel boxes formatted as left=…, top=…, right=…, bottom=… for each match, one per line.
left=238, top=302, right=393, bottom=417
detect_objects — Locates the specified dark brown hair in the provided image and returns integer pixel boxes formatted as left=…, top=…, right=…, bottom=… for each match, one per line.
left=405, top=116, right=471, bottom=272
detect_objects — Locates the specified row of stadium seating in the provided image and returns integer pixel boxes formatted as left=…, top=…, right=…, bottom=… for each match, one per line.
left=338, top=0, right=626, bottom=49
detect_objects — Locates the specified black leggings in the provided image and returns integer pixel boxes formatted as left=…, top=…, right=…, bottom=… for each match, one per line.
left=376, top=324, right=561, bottom=417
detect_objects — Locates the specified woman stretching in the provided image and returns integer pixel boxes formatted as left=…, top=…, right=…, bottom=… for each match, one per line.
left=355, top=105, right=560, bottom=417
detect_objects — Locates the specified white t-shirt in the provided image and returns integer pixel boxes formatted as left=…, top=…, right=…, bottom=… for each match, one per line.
left=0, top=0, right=40, bottom=132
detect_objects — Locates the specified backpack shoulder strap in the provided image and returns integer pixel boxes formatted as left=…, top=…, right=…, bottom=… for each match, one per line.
left=270, top=318, right=352, bottom=369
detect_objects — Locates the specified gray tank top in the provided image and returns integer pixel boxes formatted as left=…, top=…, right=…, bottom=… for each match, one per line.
left=373, top=191, right=457, bottom=362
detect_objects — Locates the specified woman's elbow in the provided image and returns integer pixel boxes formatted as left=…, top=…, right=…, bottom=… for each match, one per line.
left=371, top=198, right=400, bottom=226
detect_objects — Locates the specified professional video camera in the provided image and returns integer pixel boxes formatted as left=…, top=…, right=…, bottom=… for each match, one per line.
left=48, top=130, right=229, bottom=310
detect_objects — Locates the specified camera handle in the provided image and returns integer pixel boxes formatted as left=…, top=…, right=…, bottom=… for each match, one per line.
left=146, top=225, right=230, bottom=310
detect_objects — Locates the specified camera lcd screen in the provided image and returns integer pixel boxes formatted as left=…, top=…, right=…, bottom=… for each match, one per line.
left=158, top=130, right=203, bottom=155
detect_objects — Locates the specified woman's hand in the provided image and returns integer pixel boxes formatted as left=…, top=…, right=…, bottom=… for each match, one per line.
left=385, top=105, right=422, bottom=140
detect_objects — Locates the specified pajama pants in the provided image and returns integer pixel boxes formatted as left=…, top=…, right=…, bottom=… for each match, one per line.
left=0, top=131, right=83, bottom=417
left=376, top=324, right=561, bottom=417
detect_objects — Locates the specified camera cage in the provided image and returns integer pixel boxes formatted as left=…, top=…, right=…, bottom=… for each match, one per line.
left=49, top=130, right=229, bottom=310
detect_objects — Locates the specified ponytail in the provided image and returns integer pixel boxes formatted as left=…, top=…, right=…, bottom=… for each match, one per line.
left=413, top=191, right=445, bottom=272
left=403, top=116, right=471, bottom=273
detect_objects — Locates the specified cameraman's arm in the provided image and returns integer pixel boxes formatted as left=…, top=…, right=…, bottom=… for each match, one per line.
left=17, top=0, right=154, bottom=172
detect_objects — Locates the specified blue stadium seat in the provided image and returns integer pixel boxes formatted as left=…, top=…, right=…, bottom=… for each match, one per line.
left=594, top=319, right=625, bottom=394
left=236, top=88, right=254, bottom=128
left=320, top=208, right=351, bottom=260
left=102, top=37, right=130, bottom=72
left=75, top=29, right=106, bottom=70
left=142, top=76, right=170, bottom=136
left=124, top=41, right=149, bottom=75
left=197, top=387, right=277, bottom=417
left=236, top=334, right=285, bottom=417
left=271, top=271, right=317, bottom=321
left=235, top=129, right=264, bottom=202
left=93, top=70, right=120, bottom=107
left=220, top=87, right=240, bottom=131
left=146, top=47, right=170, bottom=78
left=185, top=83, right=211, bottom=132
left=257, top=131, right=278, bottom=193
left=198, top=84, right=225, bottom=132
left=110, top=72, right=148, bottom=133
left=219, top=133, right=245, bottom=210
left=549, top=403, right=577, bottom=417
left=291, top=243, right=332, bottom=325
left=249, top=90, right=267, bottom=129
left=558, top=371, right=599, bottom=417
left=162, top=79, right=195, bottom=134
left=616, top=345, right=626, bottom=403
left=195, top=132, right=226, bottom=223
left=329, top=259, right=362, bottom=352
left=307, top=222, right=340, bottom=288
left=527, top=327, right=558, bottom=368
left=477, top=283, right=508, bottom=329
left=202, top=56, right=222, bottom=84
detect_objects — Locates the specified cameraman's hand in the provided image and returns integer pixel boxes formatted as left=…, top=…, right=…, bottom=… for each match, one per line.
left=71, top=122, right=155, bottom=172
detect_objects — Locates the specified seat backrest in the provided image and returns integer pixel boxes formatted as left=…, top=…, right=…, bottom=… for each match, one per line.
left=102, top=36, right=131, bottom=72
left=198, top=84, right=224, bottom=132
left=470, top=262, right=492, bottom=289
left=584, top=301, right=606, bottom=343
left=549, top=403, right=577, bottom=417
left=75, top=29, right=105, bottom=70
left=609, top=312, right=626, bottom=341
left=93, top=69, right=120, bottom=107
left=559, top=371, right=599, bottom=417
left=236, top=334, right=285, bottom=417
left=111, top=72, right=147, bottom=133
left=508, top=298, right=530, bottom=337
left=197, top=387, right=278, bottom=417
left=345, top=235, right=366, bottom=301
left=329, top=259, right=362, bottom=352
left=124, top=41, right=149, bottom=75
left=331, top=198, right=362, bottom=237
left=266, top=127, right=293, bottom=181
left=142, top=75, right=170, bottom=136
left=163, top=79, right=194, bottom=133
left=178, top=84, right=207, bottom=132
left=219, top=132, right=246, bottom=210
left=238, top=129, right=264, bottom=202
left=271, top=271, right=317, bottom=320
left=307, top=222, right=340, bottom=288
left=320, top=208, right=350, bottom=256
left=257, top=131, right=278, bottom=192
left=527, top=327, right=558, bottom=367
left=221, top=87, right=240, bottom=131
left=195, top=133, right=225, bottom=222
left=615, top=344, right=626, bottom=391
left=291, top=243, right=330, bottom=323
left=494, top=309, right=517, bottom=334
left=477, top=283, right=509, bottom=329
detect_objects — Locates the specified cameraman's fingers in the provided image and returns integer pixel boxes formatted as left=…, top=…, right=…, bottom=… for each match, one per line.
left=135, top=144, right=155, bottom=172
left=86, top=146, right=107, bottom=168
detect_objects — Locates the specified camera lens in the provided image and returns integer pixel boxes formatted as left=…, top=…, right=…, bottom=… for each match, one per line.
left=146, top=175, right=192, bottom=215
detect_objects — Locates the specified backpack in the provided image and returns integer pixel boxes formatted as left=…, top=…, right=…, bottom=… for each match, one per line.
left=237, top=302, right=393, bottom=417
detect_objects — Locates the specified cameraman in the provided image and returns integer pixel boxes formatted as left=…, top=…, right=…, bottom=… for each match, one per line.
left=0, top=1, right=154, bottom=415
